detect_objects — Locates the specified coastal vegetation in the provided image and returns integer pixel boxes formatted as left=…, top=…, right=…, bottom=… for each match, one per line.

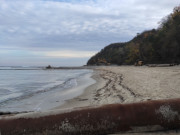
left=87, top=5, right=180, bottom=65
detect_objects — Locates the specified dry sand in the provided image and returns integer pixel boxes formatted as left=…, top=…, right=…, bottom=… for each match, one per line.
left=59, top=65, right=180, bottom=110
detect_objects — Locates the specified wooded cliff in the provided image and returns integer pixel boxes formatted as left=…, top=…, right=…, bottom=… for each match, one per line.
left=87, top=6, right=180, bottom=65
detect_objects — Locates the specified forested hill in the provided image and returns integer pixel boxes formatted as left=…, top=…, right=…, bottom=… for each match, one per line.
left=87, top=6, right=180, bottom=65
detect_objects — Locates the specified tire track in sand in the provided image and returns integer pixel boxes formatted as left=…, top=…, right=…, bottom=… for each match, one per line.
left=93, top=70, right=141, bottom=105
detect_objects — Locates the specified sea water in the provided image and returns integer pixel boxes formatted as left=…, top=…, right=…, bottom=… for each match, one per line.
left=0, top=67, right=95, bottom=112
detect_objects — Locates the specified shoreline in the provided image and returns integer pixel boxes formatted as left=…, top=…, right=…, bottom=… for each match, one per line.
left=55, top=69, right=103, bottom=110
left=2, top=65, right=180, bottom=118
left=56, top=71, right=97, bottom=109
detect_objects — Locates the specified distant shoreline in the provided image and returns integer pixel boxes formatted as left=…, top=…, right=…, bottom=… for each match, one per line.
left=0, top=66, right=94, bottom=70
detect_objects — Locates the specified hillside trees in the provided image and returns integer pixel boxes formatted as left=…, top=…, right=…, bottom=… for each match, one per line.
left=87, top=5, right=180, bottom=65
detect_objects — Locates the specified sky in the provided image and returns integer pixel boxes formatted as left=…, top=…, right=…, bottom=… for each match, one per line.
left=0, top=0, right=179, bottom=66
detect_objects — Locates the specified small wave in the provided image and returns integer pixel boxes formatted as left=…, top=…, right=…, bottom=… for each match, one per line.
left=0, top=92, right=23, bottom=104
left=0, top=88, right=12, bottom=95
left=63, top=78, right=77, bottom=89
left=0, top=78, right=78, bottom=105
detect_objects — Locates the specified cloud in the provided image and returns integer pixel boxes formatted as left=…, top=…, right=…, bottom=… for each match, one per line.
left=36, top=50, right=97, bottom=58
left=0, top=0, right=179, bottom=66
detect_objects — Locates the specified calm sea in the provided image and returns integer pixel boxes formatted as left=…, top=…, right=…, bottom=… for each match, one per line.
left=0, top=67, right=94, bottom=112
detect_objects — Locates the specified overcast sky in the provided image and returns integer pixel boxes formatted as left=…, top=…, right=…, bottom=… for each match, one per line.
left=0, top=0, right=179, bottom=66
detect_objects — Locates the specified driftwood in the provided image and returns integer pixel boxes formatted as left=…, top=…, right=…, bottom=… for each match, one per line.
left=0, top=98, right=180, bottom=135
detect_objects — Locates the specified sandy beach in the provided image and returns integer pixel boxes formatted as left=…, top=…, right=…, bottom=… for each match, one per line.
left=1, top=65, right=180, bottom=135
left=59, top=65, right=180, bottom=110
